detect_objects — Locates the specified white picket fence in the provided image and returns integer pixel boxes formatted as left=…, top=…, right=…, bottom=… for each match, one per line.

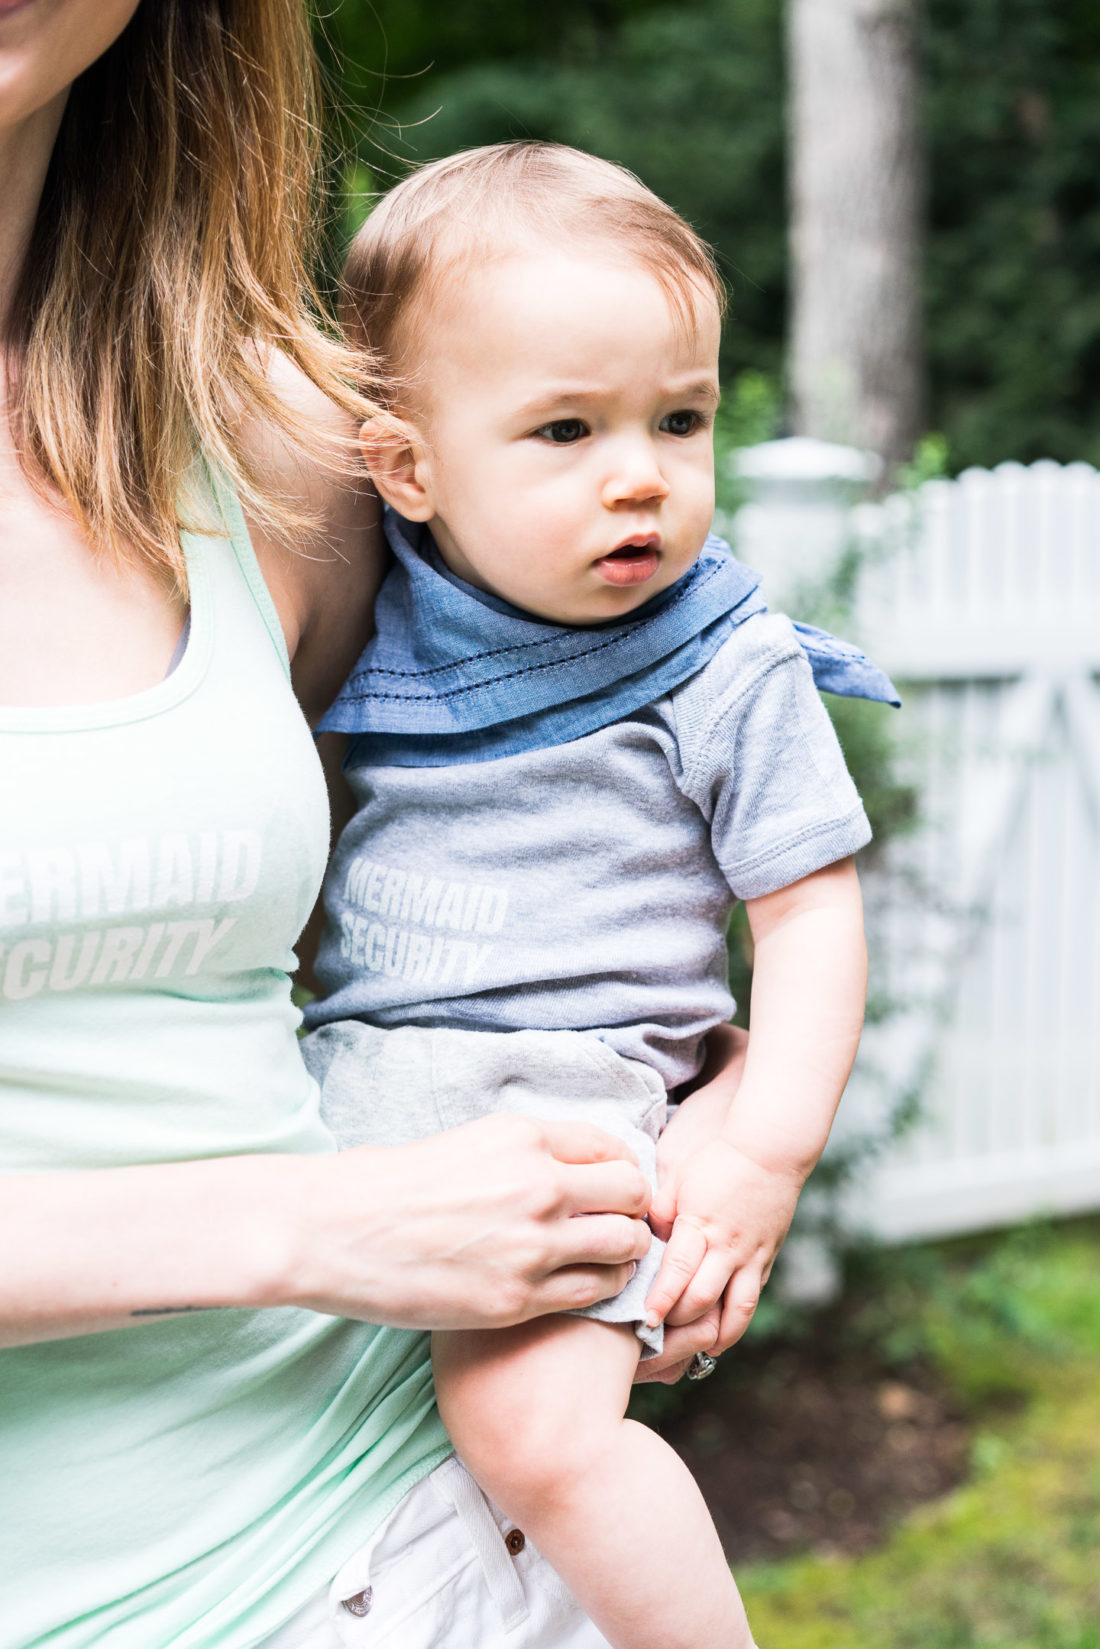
left=735, top=447, right=1100, bottom=1245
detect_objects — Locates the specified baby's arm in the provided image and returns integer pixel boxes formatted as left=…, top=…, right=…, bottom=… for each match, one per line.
left=646, top=855, right=866, bottom=1348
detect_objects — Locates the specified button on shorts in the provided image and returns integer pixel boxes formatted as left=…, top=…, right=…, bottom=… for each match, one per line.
left=257, top=1456, right=612, bottom=1647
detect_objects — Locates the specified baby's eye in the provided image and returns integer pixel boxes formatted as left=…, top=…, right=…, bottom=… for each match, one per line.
left=660, top=410, right=704, bottom=437
left=534, top=419, right=589, bottom=444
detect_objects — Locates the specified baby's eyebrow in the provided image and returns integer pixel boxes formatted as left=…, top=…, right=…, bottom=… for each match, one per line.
left=515, top=386, right=608, bottom=417
left=515, top=378, right=721, bottom=419
left=673, top=378, right=722, bottom=407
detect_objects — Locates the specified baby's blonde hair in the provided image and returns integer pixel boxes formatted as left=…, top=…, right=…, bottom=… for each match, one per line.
left=341, top=141, right=725, bottom=405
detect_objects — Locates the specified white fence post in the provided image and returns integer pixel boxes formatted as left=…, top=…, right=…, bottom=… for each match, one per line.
left=727, top=435, right=881, bottom=609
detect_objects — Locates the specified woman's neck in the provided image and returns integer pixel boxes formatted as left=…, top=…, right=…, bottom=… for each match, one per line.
left=0, top=90, right=67, bottom=352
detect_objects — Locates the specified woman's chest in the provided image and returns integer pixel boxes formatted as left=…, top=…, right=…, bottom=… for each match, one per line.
left=0, top=466, right=186, bottom=709
left=0, top=524, right=329, bottom=1003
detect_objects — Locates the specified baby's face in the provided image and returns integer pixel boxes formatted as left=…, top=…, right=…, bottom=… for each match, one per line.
left=400, top=247, right=721, bottom=625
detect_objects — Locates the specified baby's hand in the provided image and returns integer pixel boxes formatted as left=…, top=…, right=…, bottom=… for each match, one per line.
left=645, top=1139, right=802, bottom=1352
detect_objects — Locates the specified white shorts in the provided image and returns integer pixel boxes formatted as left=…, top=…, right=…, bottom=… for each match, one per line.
left=257, top=1457, right=611, bottom=1648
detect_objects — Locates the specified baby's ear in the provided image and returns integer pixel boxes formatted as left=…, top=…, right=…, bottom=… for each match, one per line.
left=358, top=415, right=434, bottom=520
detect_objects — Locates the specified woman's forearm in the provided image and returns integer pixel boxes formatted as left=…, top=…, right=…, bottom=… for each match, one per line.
left=0, top=1117, right=652, bottom=1348
left=0, top=1153, right=298, bottom=1346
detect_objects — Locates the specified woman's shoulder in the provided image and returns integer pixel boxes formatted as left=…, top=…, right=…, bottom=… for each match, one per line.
left=236, top=353, right=385, bottom=726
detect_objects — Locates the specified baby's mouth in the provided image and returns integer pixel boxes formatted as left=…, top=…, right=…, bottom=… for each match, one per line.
left=594, top=538, right=661, bottom=587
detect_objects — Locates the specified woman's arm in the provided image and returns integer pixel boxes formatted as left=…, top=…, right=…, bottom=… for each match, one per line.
left=239, top=363, right=383, bottom=991
left=237, top=354, right=385, bottom=726
left=0, top=1118, right=651, bottom=1348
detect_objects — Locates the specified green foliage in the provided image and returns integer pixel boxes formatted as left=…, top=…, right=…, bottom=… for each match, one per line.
left=842, top=1219, right=1100, bottom=1405
left=320, top=0, right=788, bottom=386
left=323, top=0, right=1100, bottom=471
left=739, top=1222, right=1100, bottom=1645
left=923, top=0, right=1100, bottom=470
left=714, top=373, right=785, bottom=459
left=895, top=431, right=950, bottom=494
left=744, top=1403, right=1100, bottom=1649
left=712, top=370, right=785, bottom=517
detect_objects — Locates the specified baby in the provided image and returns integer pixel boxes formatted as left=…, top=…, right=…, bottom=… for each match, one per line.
left=303, top=142, right=894, bottom=1648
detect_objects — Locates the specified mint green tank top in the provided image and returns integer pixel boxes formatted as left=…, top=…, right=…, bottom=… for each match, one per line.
left=0, top=473, right=449, bottom=1649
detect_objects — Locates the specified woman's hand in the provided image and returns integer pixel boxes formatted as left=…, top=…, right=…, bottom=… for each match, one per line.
left=284, top=1116, right=653, bottom=1329
left=0, top=1116, right=651, bottom=1348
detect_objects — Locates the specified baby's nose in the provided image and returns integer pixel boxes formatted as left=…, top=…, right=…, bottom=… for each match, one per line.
left=601, top=445, right=671, bottom=507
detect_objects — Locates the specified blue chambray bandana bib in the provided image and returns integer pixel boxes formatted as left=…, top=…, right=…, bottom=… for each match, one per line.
left=317, top=508, right=899, bottom=766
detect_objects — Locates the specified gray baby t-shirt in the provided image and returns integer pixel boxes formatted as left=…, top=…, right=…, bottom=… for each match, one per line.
left=305, top=611, right=871, bottom=1090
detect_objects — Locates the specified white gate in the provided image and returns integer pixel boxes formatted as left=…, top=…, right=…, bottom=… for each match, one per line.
left=837, top=459, right=1100, bottom=1241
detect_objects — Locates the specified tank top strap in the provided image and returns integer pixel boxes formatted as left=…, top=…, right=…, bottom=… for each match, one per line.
left=183, top=461, right=291, bottom=680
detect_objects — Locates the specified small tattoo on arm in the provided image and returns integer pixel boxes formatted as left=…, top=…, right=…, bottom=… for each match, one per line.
left=131, top=1305, right=215, bottom=1317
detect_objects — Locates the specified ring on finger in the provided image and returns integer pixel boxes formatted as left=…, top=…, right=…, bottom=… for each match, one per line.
left=686, top=1351, right=718, bottom=1382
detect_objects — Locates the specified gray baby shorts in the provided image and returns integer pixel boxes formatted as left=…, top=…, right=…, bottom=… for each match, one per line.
left=299, top=1022, right=668, bottom=1357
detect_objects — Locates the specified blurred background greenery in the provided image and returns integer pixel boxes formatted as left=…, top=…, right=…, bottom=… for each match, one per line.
left=738, top=1217, right=1100, bottom=1646
left=318, top=0, right=1100, bottom=473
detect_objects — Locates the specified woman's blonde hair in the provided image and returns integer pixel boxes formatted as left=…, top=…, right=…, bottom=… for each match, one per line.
left=341, top=141, right=726, bottom=401
left=6, top=0, right=375, bottom=585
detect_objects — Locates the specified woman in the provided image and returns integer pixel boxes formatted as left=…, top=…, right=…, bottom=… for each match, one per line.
left=0, top=4, right=736, bottom=1644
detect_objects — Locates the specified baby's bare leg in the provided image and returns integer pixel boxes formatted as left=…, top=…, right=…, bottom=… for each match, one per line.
left=432, top=1316, right=755, bottom=1649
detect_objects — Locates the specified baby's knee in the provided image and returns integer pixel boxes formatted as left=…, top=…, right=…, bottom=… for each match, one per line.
left=433, top=1319, right=639, bottom=1519
left=438, top=1370, right=608, bottom=1517
left=480, top=1431, right=575, bottom=1518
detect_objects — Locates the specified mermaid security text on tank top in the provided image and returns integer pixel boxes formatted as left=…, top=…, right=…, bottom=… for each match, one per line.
left=0, top=470, right=449, bottom=1648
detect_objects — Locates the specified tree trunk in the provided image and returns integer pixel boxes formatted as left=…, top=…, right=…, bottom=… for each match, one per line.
left=787, top=0, right=923, bottom=471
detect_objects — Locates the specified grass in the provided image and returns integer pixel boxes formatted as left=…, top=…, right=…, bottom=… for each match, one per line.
left=739, top=1221, right=1100, bottom=1648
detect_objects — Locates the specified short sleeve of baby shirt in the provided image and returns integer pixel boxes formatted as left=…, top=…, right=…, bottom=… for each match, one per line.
left=665, top=611, right=872, bottom=900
